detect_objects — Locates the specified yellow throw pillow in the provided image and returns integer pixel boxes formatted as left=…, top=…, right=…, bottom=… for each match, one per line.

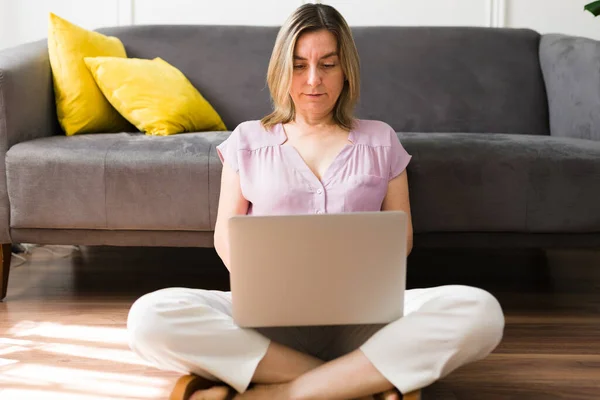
left=84, top=56, right=227, bottom=136
left=48, top=13, right=132, bottom=136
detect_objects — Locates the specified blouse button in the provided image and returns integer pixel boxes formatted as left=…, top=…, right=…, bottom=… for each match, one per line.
left=316, top=189, right=323, bottom=194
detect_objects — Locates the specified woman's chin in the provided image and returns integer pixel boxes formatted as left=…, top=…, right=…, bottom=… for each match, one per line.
left=298, top=104, right=334, bottom=117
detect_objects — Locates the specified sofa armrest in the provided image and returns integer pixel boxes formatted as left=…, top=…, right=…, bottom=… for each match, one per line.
left=539, top=33, right=600, bottom=141
left=0, top=40, right=59, bottom=243
left=0, top=40, right=60, bottom=147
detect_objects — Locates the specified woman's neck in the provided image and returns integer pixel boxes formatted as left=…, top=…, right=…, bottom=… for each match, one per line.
left=289, top=113, right=336, bottom=132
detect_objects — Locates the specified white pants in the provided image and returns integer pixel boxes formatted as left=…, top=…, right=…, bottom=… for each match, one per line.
left=127, top=285, right=504, bottom=394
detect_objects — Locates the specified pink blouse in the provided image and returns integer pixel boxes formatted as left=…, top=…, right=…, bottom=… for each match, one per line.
left=216, top=119, right=411, bottom=216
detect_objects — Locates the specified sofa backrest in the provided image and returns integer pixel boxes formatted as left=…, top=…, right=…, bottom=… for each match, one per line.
left=97, top=25, right=549, bottom=135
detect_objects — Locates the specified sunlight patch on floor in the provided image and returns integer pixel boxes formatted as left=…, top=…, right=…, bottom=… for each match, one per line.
left=0, top=364, right=172, bottom=399
left=0, top=388, right=150, bottom=400
left=39, top=342, right=148, bottom=366
left=0, top=358, right=18, bottom=367
left=0, top=321, right=172, bottom=400
left=2, top=363, right=172, bottom=385
left=0, top=338, right=35, bottom=346
left=8, top=322, right=129, bottom=345
left=0, top=346, right=30, bottom=356
left=3, top=321, right=149, bottom=366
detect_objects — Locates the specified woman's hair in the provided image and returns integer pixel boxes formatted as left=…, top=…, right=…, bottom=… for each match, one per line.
left=260, top=3, right=360, bottom=131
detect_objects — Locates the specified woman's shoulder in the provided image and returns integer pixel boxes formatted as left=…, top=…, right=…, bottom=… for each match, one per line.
left=352, top=119, right=396, bottom=147
left=230, top=120, right=284, bottom=151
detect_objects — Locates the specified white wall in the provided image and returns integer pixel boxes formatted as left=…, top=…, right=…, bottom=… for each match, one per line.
left=1, top=0, right=600, bottom=51
left=0, top=0, right=121, bottom=49
left=506, top=0, right=600, bottom=40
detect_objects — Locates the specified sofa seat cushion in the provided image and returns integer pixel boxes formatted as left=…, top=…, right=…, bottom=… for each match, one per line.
left=6, top=131, right=230, bottom=230
left=7, top=131, right=599, bottom=234
left=400, top=132, right=600, bottom=233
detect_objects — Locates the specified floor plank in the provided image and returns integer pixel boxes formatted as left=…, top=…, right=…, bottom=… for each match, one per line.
left=1, top=245, right=599, bottom=399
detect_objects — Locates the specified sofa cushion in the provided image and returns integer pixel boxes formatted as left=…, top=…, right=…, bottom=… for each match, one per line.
left=8, top=132, right=598, bottom=234
left=84, top=56, right=227, bottom=135
left=48, top=13, right=133, bottom=136
left=352, top=27, right=549, bottom=135
left=96, top=25, right=549, bottom=135
left=398, top=132, right=600, bottom=233
left=6, top=131, right=230, bottom=231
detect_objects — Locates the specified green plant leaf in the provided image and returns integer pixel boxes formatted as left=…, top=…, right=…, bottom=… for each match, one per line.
left=585, top=1, right=600, bottom=16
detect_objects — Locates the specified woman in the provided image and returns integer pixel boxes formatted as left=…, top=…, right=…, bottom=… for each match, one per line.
left=127, top=4, right=505, bottom=400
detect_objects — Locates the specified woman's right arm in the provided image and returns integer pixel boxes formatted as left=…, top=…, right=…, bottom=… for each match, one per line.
left=213, top=161, right=249, bottom=271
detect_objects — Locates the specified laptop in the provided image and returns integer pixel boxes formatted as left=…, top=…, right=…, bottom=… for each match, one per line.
left=228, top=211, right=408, bottom=328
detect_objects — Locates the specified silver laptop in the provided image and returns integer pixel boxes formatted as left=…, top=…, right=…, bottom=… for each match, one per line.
left=228, top=211, right=408, bottom=328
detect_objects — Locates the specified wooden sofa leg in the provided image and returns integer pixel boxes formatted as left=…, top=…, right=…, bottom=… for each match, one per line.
left=1, top=243, right=11, bottom=301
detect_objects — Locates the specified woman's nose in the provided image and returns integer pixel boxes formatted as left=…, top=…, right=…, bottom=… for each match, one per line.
left=307, top=66, right=321, bottom=86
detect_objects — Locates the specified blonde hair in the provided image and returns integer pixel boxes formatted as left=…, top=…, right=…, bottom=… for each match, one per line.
left=261, top=3, right=360, bottom=131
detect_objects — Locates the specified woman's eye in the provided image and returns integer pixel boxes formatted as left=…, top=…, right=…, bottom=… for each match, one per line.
left=322, top=64, right=336, bottom=68
left=293, top=65, right=305, bottom=69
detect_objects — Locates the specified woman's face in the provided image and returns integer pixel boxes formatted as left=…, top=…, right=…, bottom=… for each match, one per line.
left=289, top=29, right=345, bottom=121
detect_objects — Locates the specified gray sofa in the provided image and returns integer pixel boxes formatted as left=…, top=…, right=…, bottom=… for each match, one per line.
left=1, top=25, right=599, bottom=299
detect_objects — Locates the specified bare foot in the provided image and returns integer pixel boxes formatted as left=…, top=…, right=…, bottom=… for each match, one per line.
left=375, top=389, right=401, bottom=400
left=189, top=386, right=232, bottom=400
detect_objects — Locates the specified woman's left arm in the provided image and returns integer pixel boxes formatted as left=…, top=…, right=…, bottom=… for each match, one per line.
left=381, top=170, right=413, bottom=256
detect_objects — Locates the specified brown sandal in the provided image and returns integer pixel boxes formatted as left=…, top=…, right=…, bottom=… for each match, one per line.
left=403, top=389, right=422, bottom=400
left=170, top=374, right=226, bottom=400
left=374, top=388, right=421, bottom=400
left=170, top=374, right=421, bottom=400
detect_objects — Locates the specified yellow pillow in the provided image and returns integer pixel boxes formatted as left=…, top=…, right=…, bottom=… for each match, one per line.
left=83, top=56, right=227, bottom=136
left=48, top=13, right=132, bottom=136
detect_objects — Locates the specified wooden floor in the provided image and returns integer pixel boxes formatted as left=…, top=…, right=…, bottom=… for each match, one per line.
left=0, top=244, right=599, bottom=399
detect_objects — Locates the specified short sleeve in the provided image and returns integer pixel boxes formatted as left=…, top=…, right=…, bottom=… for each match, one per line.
left=216, top=126, right=240, bottom=173
left=389, top=127, right=412, bottom=180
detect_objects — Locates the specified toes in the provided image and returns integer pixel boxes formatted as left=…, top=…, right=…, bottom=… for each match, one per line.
left=383, top=389, right=401, bottom=400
